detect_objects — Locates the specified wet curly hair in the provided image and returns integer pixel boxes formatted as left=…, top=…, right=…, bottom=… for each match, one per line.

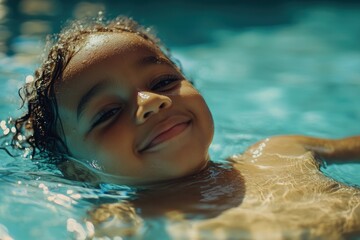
left=10, top=16, right=173, bottom=163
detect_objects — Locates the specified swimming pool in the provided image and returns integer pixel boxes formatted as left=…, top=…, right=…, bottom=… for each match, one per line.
left=0, top=1, right=360, bottom=239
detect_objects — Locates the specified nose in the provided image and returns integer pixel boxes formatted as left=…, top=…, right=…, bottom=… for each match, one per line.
left=136, top=91, right=172, bottom=124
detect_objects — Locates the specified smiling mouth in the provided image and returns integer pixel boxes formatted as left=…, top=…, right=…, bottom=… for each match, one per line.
left=139, top=118, right=191, bottom=153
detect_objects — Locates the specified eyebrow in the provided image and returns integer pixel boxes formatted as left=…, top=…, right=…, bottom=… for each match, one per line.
left=136, top=55, right=175, bottom=68
left=77, top=81, right=110, bottom=121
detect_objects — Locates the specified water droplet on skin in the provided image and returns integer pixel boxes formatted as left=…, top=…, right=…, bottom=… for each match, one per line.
left=25, top=75, right=34, bottom=83
left=97, top=11, right=104, bottom=22
left=0, top=120, right=6, bottom=130
left=3, top=128, right=10, bottom=135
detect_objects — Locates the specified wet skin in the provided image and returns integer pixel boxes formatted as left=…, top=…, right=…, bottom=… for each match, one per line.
left=89, top=135, right=360, bottom=239
left=56, top=33, right=214, bottom=185
left=53, top=31, right=360, bottom=239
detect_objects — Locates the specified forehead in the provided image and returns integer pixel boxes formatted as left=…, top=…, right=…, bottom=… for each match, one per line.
left=61, top=32, right=163, bottom=82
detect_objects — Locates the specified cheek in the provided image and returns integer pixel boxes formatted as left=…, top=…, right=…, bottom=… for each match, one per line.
left=197, top=97, right=214, bottom=144
left=182, top=90, right=214, bottom=142
left=69, top=118, right=134, bottom=161
left=83, top=129, right=137, bottom=175
left=92, top=121, right=135, bottom=155
left=185, top=88, right=213, bottom=122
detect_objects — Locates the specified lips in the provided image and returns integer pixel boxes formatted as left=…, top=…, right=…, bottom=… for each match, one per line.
left=138, top=116, right=191, bottom=152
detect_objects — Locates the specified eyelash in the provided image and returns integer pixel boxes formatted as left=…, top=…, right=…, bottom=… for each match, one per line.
left=91, top=106, right=122, bottom=130
left=151, top=74, right=181, bottom=91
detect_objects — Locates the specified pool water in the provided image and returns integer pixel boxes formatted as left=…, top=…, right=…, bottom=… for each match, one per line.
left=0, top=1, right=360, bottom=239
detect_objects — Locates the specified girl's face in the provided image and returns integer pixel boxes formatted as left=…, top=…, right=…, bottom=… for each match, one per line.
left=56, top=32, right=214, bottom=185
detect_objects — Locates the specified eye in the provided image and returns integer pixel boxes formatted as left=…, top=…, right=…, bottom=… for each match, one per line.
left=90, top=106, right=123, bottom=130
left=151, top=74, right=181, bottom=92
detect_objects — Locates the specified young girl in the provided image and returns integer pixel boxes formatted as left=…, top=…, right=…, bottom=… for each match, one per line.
left=9, top=16, right=360, bottom=239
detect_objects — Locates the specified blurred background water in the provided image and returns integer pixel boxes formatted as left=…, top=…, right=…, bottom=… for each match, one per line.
left=0, top=0, right=360, bottom=239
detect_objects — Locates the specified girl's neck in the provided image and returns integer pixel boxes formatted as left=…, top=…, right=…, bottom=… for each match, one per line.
left=132, top=160, right=245, bottom=219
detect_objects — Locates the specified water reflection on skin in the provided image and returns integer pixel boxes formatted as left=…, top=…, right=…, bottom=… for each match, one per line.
left=89, top=137, right=360, bottom=239
left=89, top=160, right=246, bottom=238
left=132, top=161, right=245, bottom=219
left=177, top=139, right=360, bottom=240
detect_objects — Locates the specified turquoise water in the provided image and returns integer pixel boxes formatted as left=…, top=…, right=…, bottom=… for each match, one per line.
left=0, top=2, right=360, bottom=239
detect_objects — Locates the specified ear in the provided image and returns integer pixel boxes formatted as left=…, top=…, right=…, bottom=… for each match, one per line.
left=58, top=160, right=100, bottom=183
